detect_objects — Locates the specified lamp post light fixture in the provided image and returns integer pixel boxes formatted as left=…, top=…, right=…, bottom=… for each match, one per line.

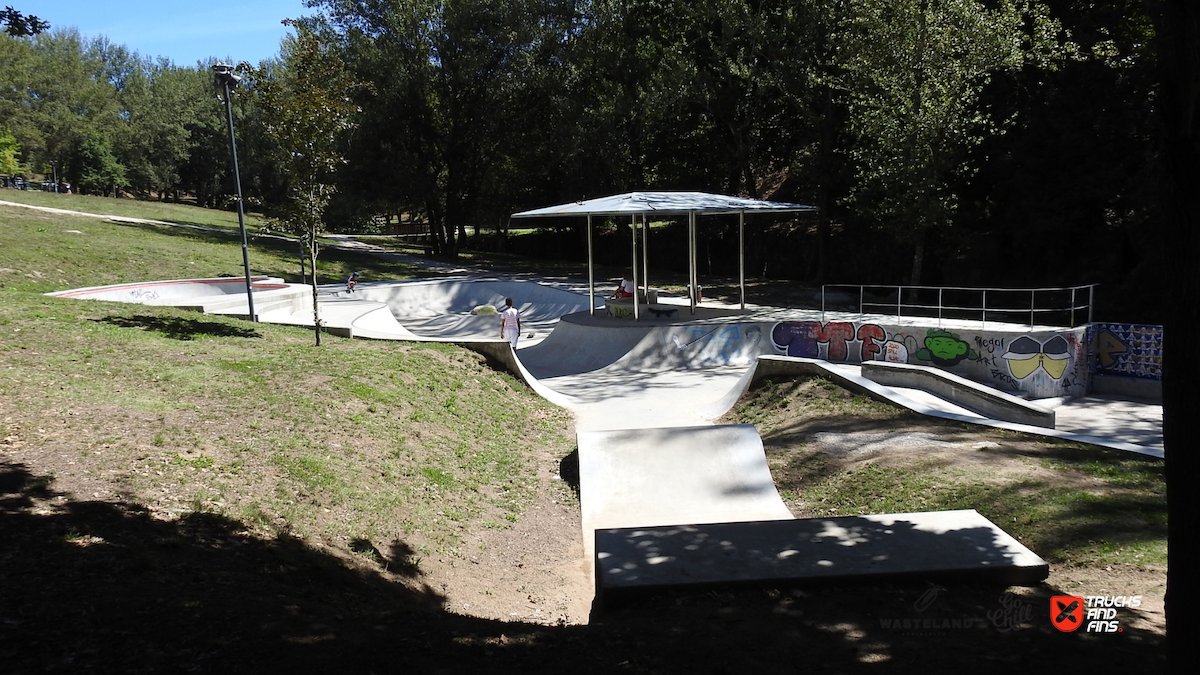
left=212, top=62, right=257, bottom=322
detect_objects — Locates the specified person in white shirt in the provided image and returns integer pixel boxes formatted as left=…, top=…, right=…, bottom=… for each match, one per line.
left=499, top=297, right=522, bottom=348
left=610, top=274, right=635, bottom=299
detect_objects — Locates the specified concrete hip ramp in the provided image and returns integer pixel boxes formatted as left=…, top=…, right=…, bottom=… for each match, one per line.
left=519, top=314, right=778, bottom=430
left=577, top=425, right=795, bottom=534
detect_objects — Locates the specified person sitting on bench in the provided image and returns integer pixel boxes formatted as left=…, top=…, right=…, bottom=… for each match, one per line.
left=609, top=274, right=635, bottom=300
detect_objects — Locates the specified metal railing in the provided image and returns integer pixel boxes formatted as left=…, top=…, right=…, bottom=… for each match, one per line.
left=820, top=284, right=1098, bottom=328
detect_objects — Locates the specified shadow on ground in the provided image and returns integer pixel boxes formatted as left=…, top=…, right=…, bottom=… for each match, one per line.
left=1, top=457, right=1166, bottom=674
left=95, top=315, right=264, bottom=340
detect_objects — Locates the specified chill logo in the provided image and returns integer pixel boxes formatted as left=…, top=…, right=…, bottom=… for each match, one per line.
left=1051, top=595, right=1141, bottom=633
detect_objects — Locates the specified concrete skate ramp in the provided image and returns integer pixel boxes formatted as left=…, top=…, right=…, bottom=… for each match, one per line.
left=594, top=510, right=1049, bottom=604
left=520, top=316, right=778, bottom=429
left=521, top=313, right=773, bottom=378
left=578, top=425, right=794, bottom=535
left=354, top=278, right=599, bottom=340
left=47, top=276, right=297, bottom=304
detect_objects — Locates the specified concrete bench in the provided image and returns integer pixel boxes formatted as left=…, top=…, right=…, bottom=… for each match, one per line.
left=604, top=298, right=678, bottom=320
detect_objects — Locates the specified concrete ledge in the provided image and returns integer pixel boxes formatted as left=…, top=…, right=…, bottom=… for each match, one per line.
left=595, top=509, right=1048, bottom=607
left=752, top=355, right=900, bottom=403
left=861, top=361, right=1055, bottom=428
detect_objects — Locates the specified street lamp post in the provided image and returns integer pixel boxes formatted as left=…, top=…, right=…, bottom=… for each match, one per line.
left=213, top=63, right=257, bottom=322
left=49, top=160, right=57, bottom=193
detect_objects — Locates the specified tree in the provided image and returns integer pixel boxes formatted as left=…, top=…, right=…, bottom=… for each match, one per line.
left=314, top=0, right=578, bottom=257
left=833, top=0, right=1067, bottom=284
left=66, top=131, right=127, bottom=195
left=116, top=59, right=204, bottom=199
left=0, top=129, right=24, bottom=182
left=13, top=30, right=124, bottom=181
left=1157, top=0, right=1199, bottom=665
left=2, top=6, right=47, bottom=37
left=248, top=21, right=365, bottom=346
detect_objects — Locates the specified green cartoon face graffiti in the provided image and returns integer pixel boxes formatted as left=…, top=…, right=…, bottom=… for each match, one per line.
left=914, top=330, right=978, bottom=367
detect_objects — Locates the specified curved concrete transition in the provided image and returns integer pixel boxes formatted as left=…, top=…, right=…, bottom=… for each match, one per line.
left=348, top=277, right=601, bottom=344
left=46, top=276, right=312, bottom=320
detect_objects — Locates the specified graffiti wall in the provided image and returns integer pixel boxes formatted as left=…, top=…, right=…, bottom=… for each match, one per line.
left=1089, top=323, right=1163, bottom=381
left=770, top=320, right=1089, bottom=398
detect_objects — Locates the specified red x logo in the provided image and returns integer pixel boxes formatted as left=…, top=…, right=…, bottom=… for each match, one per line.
left=1051, top=595, right=1084, bottom=632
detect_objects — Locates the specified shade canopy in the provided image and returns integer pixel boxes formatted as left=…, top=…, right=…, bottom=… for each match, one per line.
left=511, top=191, right=817, bottom=218
left=510, top=191, right=818, bottom=320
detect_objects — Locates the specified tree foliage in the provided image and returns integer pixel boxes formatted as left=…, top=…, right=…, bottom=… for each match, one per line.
left=2, top=6, right=47, bottom=37
left=833, top=0, right=1070, bottom=283
left=0, top=130, right=22, bottom=176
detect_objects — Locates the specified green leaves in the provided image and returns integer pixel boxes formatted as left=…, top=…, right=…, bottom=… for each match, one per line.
left=1, top=6, right=48, bottom=37
left=832, top=0, right=1070, bottom=281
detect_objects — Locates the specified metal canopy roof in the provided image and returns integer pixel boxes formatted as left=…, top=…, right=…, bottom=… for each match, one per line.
left=510, top=191, right=818, bottom=320
left=511, top=191, right=818, bottom=218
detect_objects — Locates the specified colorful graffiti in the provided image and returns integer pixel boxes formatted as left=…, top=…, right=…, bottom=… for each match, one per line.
left=1002, top=335, right=1070, bottom=380
left=771, top=321, right=886, bottom=362
left=913, top=329, right=979, bottom=367
left=1090, top=323, right=1163, bottom=381
left=771, top=319, right=1088, bottom=398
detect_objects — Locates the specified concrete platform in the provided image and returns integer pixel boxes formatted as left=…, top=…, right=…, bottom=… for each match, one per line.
left=595, top=509, right=1049, bottom=606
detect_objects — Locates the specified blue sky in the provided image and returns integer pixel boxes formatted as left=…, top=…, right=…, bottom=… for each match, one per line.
left=20, top=1, right=313, bottom=67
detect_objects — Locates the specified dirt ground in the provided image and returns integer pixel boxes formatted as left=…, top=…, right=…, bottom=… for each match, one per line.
left=1, top=402, right=1166, bottom=674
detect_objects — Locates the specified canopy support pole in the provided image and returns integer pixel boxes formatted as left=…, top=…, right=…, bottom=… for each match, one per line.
left=631, top=215, right=640, bottom=321
left=587, top=214, right=595, bottom=316
left=739, top=211, right=746, bottom=310
left=641, top=214, right=649, bottom=302
left=688, top=211, right=697, bottom=315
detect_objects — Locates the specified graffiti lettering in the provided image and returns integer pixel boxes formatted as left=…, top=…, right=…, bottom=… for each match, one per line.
left=974, top=336, right=1005, bottom=353
left=772, top=321, right=886, bottom=362
left=883, top=341, right=909, bottom=363
left=772, top=321, right=854, bottom=361
left=991, top=369, right=1019, bottom=389
left=819, top=322, right=855, bottom=361
left=858, top=324, right=885, bottom=362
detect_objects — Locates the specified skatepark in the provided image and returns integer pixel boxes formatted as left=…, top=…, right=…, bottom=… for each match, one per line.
left=48, top=267, right=1163, bottom=605
left=29, top=179, right=1157, bottom=607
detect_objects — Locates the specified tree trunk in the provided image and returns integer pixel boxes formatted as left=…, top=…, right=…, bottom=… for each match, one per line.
left=814, top=87, right=838, bottom=285
left=1158, top=0, right=1199, bottom=665
left=909, top=233, right=925, bottom=286
left=298, top=238, right=307, bottom=285
left=309, top=237, right=321, bottom=347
